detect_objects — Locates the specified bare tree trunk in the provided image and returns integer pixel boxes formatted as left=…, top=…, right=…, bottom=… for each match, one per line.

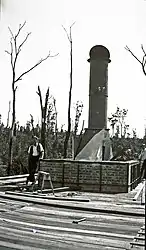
left=7, top=86, right=16, bottom=175
left=7, top=101, right=11, bottom=128
left=41, top=107, right=47, bottom=158
left=111, top=124, right=114, bottom=137
left=30, top=114, right=35, bottom=135
left=63, top=23, right=75, bottom=158
left=37, top=86, right=49, bottom=158
left=120, top=123, right=123, bottom=138
left=74, top=120, right=85, bottom=159
left=6, top=21, right=58, bottom=175
left=53, top=98, right=58, bottom=141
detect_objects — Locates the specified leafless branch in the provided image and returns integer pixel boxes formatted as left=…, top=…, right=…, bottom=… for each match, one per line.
left=5, top=50, right=11, bottom=55
left=8, top=27, right=15, bottom=40
left=18, top=32, right=31, bottom=53
left=125, top=45, right=141, bottom=64
left=15, top=21, right=26, bottom=39
left=10, top=41, right=14, bottom=70
left=141, top=44, right=146, bottom=56
left=70, top=22, right=75, bottom=42
left=125, top=45, right=146, bottom=76
left=62, top=25, right=70, bottom=41
left=62, top=22, right=75, bottom=42
left=70, top=22, right=76, bottom=29
left=15, top=53, right=58, bottom=83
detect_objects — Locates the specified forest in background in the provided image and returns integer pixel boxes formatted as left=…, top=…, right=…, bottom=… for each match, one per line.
left=0, top=20, right=146, bottom=176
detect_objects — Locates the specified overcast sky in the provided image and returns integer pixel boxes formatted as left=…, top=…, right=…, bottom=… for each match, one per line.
left=0, top=0, right=146, bottom=137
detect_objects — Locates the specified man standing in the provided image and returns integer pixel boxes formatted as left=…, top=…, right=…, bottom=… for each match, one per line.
left=139, top=144, right=146, bottom=180
left=26, top=136, right=44, bottom=185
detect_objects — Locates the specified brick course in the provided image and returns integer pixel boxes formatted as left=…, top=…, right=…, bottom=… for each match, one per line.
left=39, top=159, right=139, bottom=193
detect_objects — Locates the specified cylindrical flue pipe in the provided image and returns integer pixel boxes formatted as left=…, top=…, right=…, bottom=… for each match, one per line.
left=88, top=45, right=111, bottom=130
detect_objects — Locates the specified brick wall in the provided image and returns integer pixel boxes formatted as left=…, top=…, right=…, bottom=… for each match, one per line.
left=39, top=159, right=139, bottom=193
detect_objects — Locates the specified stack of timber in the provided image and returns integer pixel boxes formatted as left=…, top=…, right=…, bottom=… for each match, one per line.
left=0, top=173, right=70, bottom=193
left=0, top=174, right=145, bottom=249
left=130, top=225, right=145, bottom=249
left=0, top=189, right=145, bottom=250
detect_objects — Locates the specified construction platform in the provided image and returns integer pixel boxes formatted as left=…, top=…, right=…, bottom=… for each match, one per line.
left=0, top=174, right=145, bottom=250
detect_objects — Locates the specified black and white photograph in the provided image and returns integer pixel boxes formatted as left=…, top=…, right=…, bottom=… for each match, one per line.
left=0, top=0, right=145, bottom=249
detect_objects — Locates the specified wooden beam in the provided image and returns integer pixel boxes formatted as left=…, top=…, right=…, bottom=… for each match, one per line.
left=133, top=181, right=145, bottom=201
left=130, top=241, right=145, bottom=246
left=0, top=173, right=37, bottom=181
left=0, top=193, right=145, bottom=217
left=134, top=236, right=145, bottom=240
left=0, top=224, right=132, bottom=250
left=38, top=186, right=70, bottom=193
left=138, top=231, right=145, bottom=235
left=0, top=239, right=43, bottom=250
left=5, top=191, right=90, bottom=202
left=0, top=174, right=30, bottom=180
left=0, top=174, right=37, bottom=185
left=0, top=217, right=134, bottom=240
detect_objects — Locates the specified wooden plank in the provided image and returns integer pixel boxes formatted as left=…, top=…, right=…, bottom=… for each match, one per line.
left=0, top=174, right=29, bottom=181
left=0, top=224, right=131, bottom=249
left=0, top=174, right=38, bottom=185
left=138, top=231, right=145, bottom=235
left=0, top=185, right=19, bottom=191
left=1, top=206, right=142, bottom=238
left=5, top=191, right=90, bottom=202
left=38, top=186, right=70, bottom=193
left=0, top=195, right=143, bottom=249
left=0, top=193, right=145, bottom=217
left=0, top=174, right=37, bottom=181
left=0, top=230, right=58, bottom=249
left=0, top=239, right=44, bottom=250
left=130, top=241, right=145, bottom=246
left=134, top=236, right=145, bottom=240
left=0, top=178, right=27, bottom=185
left=20, top=205, right=145, bottom=224
left=0, top=216, right=134, bottom=240
left=133, top=181, right=145, bottom=201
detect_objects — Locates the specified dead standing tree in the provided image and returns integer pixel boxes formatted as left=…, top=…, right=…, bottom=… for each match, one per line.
left=5, top=21, right=57, bottom=175
left=125, top=45, right=146, bottom=76
left=30, top=114, right=35, bottom=135
left=37, top=86, right=50, bottom=158
left=6, top=101, right=11, bottom=128
left=62, top=22, right=75, bottom=158
left=53, top=98, right=58, bottom=140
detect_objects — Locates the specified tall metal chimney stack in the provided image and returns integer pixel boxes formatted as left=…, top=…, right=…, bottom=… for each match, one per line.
left=88, top=45, right=111, bottom=130
left=74, top=45, right=111, bottom=157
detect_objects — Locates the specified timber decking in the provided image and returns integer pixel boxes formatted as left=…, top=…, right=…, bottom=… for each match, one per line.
left=0, top=189, right=145, bottom=249
left=0, top=175, right=144, bottom=249
left=0, top=197, right=145, bottom=250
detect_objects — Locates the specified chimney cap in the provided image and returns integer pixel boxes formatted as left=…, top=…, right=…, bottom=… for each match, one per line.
left=88, top=45, right=111, bottom=62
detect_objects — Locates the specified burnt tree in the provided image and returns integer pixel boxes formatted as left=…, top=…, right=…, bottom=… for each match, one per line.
left=62, top=22, right=75, bottom=158
left=37, top=86, right=50, bottom=158
left=125, top=45, right=146, bottom=76
left=5, top=21, right=57, bottom=175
